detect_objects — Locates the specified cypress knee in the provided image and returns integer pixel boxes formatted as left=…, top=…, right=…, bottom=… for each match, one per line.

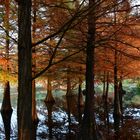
left=44, top=77, right=55, bottom=103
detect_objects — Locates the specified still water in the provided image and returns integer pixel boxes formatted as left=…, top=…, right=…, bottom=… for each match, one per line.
left=0, top=86, right=140, bottom=140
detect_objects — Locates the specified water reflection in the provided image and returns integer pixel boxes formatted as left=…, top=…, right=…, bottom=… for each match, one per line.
left=45, top=102, right=54, bottom=138
left=1, top=81, right=13, bottom=140
left=0, top=107, right=17, bottom=139
left=65, top=95, right=79, bottom=140
left=0, top=89, right=139, bottom=140
left=1, top=110, right=12, bottom=140
left=62, top=95, right=83, bottom=122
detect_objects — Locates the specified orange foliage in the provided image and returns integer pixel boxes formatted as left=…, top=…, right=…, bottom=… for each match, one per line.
left=0, top=58, right=8, bottom=67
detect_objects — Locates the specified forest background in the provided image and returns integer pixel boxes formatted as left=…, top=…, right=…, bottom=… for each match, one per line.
left=0, top=0, right=140, bottom=140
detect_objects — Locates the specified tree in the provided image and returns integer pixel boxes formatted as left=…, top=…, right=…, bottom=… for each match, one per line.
left=15, top=0, right=140, bottom=139
left=81, top=0, right=98, bottom=139
left=1, top=1, right=13, bottom=139
left=17, top=0, right=32, bottom=139
left=32, top=0, right=38, bottom=124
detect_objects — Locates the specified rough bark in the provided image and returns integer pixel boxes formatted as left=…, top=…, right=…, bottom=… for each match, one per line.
left=81, top=0, right=98, bottom=139
left=17, top=0, right=33, bottom=139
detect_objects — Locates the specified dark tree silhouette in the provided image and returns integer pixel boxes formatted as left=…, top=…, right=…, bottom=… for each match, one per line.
left=17, top=0, right=33, bottom=139
left=81, top=0, right=99, bottom=139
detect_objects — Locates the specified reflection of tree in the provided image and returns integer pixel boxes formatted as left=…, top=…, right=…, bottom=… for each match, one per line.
left=65, top=94, right=84, bottom=139
left=77, top=78, right=84, bottom=124
left=66, top=96, right=72, bottom=135
left=63, top=95, right=78, bottom=118
left=118, top=80, right=125, bottom=126
left=1, top=111, right=12, bottom=140
left=45, top=102, right=54, bottom=138
left=102, top=71, right=110, bottom=137
left=1, top=81, right=13, bottom=140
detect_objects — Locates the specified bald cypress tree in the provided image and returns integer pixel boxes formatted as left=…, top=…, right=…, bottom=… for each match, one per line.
left=17, top=0, right=32, bottom=139
left=81, top=0, right=98, bottom=139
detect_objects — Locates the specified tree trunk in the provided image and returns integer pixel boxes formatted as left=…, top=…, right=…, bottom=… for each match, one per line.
left=1, top=82, right=12, bottom=112
left=17, top=0, right=33, bottom=139
left=113, top=4, right=121, bottom=138
left=32, top=0, right=38, bottom=125
left=102, top=71, right=106, bottom=126
left=81, top=0, right=98, bottom=139
left=32, top=80, right=38, bottom=122
left=78, top=78, right=84, bottom=124
left=32, top=80, right=38, bottom=140
left=102, top=72, right=110, bottom=138
left=44, top=77, right=55, bottom=103
left=102, top=71, right=106, bottom=98
left=66, top=68, right=73, bottom=96
left=113, top=50, right=121, bottom=140
left=1, top=0, right=12, bottom=113
left=118, top=80, right=124, bottom=125
left=105, top=72, right=109, bottom=135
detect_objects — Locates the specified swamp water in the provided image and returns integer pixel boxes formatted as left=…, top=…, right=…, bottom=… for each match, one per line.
left=0, top=87, right=140, bottom=140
